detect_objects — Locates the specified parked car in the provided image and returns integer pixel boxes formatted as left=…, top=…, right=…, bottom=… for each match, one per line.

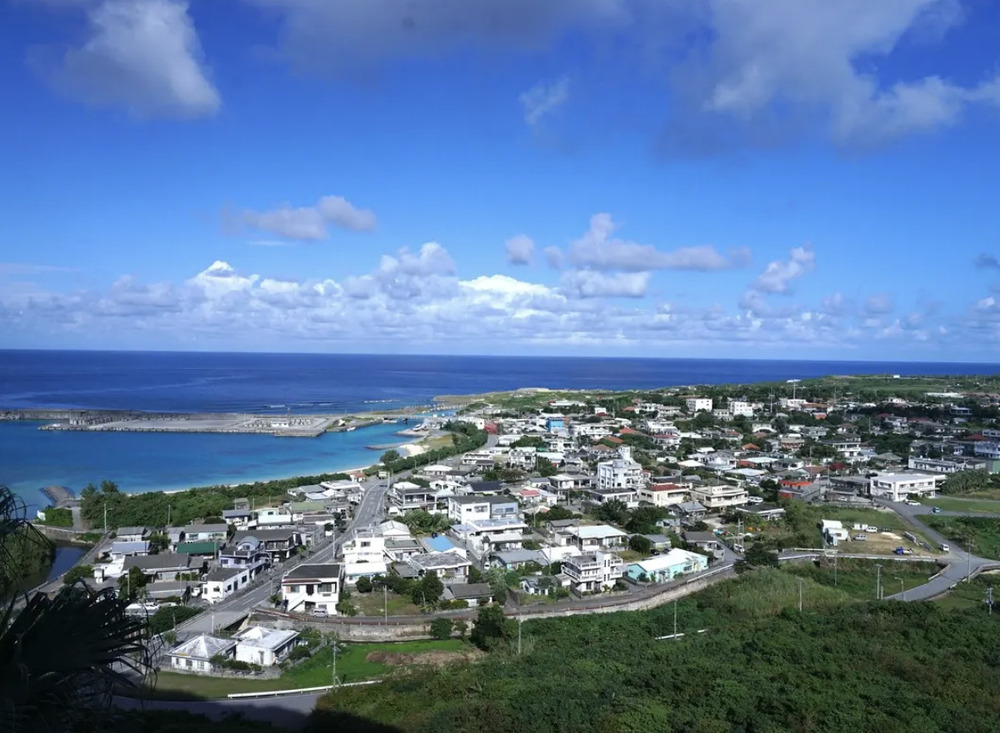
left=854, top=534, right=867, bottom=542
left=906, top=500, right=921, bottom=506
left=746, top=496, right=764, bottom=505
left=932, top=506, right=942, bottom=514
left=312, top=609, right=329, bottom=618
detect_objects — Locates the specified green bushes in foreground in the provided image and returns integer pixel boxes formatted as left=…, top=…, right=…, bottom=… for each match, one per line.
left=312, top=569, right=1000, bottom=733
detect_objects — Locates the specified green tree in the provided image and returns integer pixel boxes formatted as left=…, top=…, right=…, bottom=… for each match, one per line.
left=942, top=470, right=991, bottom=496
left=429, top=618, right=453, bottom=640
left=628, top=535, right=653, bottom=555
left=594, top=499, right=630, bottom=527
left=745, top=544, right=780, bottom=568
left=469, top=604, right=515, bottom=651
left=413, top=571, right=444, bottom=606
left=381, top=449, right=401, bottom=464
left=535, top=457, right=558, bottom=477
left=117, top=566, right=148, bottom=600
left=453, top=619, right=468, bottom=639
left=355, top=576, right=373, bottom=593
left=512, top=436, right=546, bottom=449
left=63, top=564, right=94, bottom=585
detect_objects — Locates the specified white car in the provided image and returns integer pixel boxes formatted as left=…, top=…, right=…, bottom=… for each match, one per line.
left=746, top=496, right=764, bottom=505
left=906, top=500, right=921, bottom=506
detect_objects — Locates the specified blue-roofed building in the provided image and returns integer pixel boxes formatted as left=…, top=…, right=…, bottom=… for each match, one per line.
left=109, top=540, right=150, bottom=559
left=423, top=535, right=462, bottom=555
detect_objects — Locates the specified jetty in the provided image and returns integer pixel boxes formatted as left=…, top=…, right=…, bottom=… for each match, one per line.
left=1, top=407, right=429, bottom=438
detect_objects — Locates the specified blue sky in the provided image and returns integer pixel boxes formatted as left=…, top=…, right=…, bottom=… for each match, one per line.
left=1, top=0, right=999, bottom=360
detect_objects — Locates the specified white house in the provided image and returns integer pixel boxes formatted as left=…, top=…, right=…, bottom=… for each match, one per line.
left=868, top=472, right=944, bottom=501
left=564, top=524, right=627, bottom=551
left=167, top=634, right=237, bottom=674
left=561, top=551, right=625, bottom=592
left=253, top=507, right=295, bottom=529
left=596, top=447, right=644, bottom=492
left=202, top=565, right=261, bottom=604
left=281, top=563, right=342, bottom=614
left=637, top=483, right=689, bottom=507
left=234, top=627, right=299, bottom=667
left=727, top=399, right=754, bottom=417
left=689, top=484, right=749, bottom=511
left=341, top=528, right=386, bottom=565
left=685, top=397, right=713, bottom=413
left=447, top=495, right=520, bottom=524
left=625, top=549, right=708, bottom=583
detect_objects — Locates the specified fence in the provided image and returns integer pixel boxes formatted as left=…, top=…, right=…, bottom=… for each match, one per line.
left=226, top=680, right=382, bottom=699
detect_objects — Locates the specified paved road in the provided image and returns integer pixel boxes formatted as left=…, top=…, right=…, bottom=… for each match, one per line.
left=115, top=692, right=320, bottom=731
left=176, top=470, right=401, bottom=634
left=875, top=500, right=1000, bottom=601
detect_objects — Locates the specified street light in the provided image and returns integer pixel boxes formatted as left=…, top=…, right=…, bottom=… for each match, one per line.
left=895, top=577, right=904, bottom=600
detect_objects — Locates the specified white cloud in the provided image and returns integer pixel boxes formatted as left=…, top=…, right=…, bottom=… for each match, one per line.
left=520, top=77, right=570, bottom=128
left=821, top=292, right=847, bottom=315
left=238, top=195, right=377, bottom=240
left=40, top=0, right=220, bottom=119
left=750, top=245, right=815, bottom=294
left=690, top=0, right=998, bottom=146
left=505, top=235, right=535, bottom=265
left=187, top=260, right=260, bottom=298
left=561, top=270, right=650, bottom=299
left=568, top=213, right=749, bottom=272
left=864, top=293, right=894, bottom=315
left=246, top=0, right=628, bottom=74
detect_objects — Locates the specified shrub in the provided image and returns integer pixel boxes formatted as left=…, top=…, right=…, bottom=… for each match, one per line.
left=430, top=618, right=453, bottom=640
left=356, top=576, right=373, bottom=593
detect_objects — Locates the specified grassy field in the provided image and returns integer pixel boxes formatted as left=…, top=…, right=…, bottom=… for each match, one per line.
left=924, top=496, right=1000, bottom=512
left=781, top=558, right=941, bottom=602
left=932, top=572, right=1000, bottom=611
left=151, top=639, right=470, bottom=699
left=925, top=516, right=1000, bottom=560
left=353, top=590, right=421, bottom=617
left=741, top=503, right=939, bottom=555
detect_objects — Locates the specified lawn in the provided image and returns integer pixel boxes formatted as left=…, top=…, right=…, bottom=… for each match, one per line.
left=780, top=558, right=941, bottom=602
left=352, top=590, right=421, bottom=617
left=150, top=638, right=471, bottom=700
left=925, top=516, right=1000, bottom=560
left=922, top=496, right=1000, bottom=514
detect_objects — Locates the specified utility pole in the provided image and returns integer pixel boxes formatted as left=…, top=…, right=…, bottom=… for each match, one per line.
left=875, top=564, right=883, bottom=601
left=332, top=638, right=340, bottom=688
left=167, top=504, right=171, bottom=526
left=517, top=617, right=523, bottom=656
left=986, top=586, right=994, bottom=616
left=384, top=583, right=388, bottom=626
left=673, top=598, right=678, bottom=640
left=896, top=577, right=904, bottom=600
left=103, top=499, right=108, bottom=533
left=797, top=577, right=804, bottom=612
left=834, top=555, right=838, bottom=587
left=967, top=541, right=974, bottom=583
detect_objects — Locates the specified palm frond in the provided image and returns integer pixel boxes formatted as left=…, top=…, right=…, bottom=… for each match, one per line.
left=0, top=583, right=158, bottom=732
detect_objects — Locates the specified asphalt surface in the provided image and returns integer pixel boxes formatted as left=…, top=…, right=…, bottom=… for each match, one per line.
left=115, top=692, right=320, bottom=731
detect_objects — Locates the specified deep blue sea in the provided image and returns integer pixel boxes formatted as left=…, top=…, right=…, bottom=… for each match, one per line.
left=2, top=350, right=997, bottom=509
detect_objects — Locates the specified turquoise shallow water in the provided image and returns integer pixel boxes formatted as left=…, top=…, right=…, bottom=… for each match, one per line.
left=0, top=420, right=409, bottom=510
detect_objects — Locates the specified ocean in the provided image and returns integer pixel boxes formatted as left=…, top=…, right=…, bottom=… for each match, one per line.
left=2, top=350, right=997, bottom=508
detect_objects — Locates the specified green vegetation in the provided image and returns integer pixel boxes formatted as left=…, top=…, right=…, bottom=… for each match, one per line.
left=921, top=496, right=1000, bottom=514
left=63, top=564, right=94, bottom=585
left=313, top=569, right=1000, bottom=732
left=80, top=474, right=351, bottom=530
left=38, top=506, right=73, bottom=527
left=370, top=422, right=488, bottom=476
left=152, top=639, right=470, bottom=699
left=352, top=590, right=420, bottom=617
left=940, top=470, right=1000, bottom=499
left=148, top=605, right=202, bottom=634
left=745, top=501, right=927, bottom=551
left=926, top=516, right=1000, bottom=560
left=932, top=574, right=1000, bottom=612
left=399, top=509, right=451, bottom=536
left=781, top=558, right=941, bottom=601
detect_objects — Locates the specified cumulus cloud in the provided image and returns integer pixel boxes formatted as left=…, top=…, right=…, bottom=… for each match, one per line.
left=505, top=235, right=535, bottom=265
left=37, top=0, right=220, bottom=119
left=236, top=195, right=377, bottom=240
left=975, top=253, right=1000, bottom=270
left=561, top=270, right=650, bottom=299
left=749, top=245, right=815, bottom=294
left=864, top=293, right=894, bottom=316
left=820, top=292, right=847, bottom=316
left=544, top=246, right=565, bottom=270
left=520, top=77, right=570, bottom=128
left=567, top=214, right=749, bottom=272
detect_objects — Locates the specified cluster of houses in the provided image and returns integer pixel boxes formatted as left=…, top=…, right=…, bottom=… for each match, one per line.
left=86, top=495, right=345, bottom=605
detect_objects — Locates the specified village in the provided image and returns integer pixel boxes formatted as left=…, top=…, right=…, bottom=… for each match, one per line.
left=55, top=380, right=1000, bottom=678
